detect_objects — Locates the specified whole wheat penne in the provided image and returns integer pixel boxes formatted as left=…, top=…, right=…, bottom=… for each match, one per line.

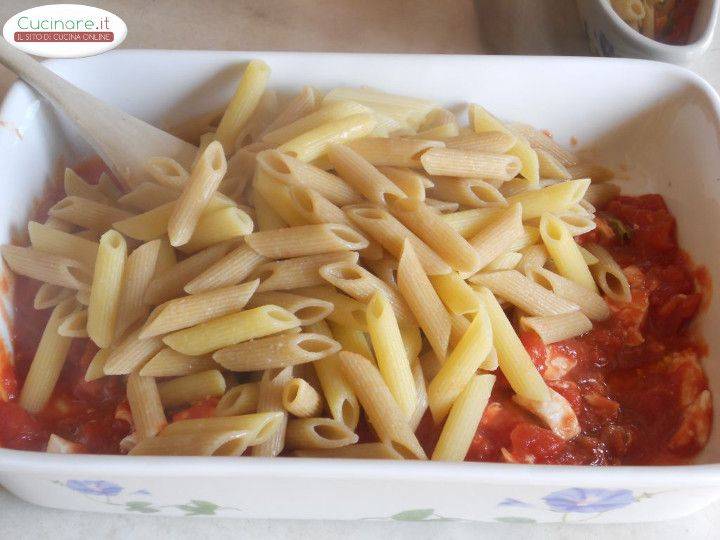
left=520, top=310, right=593, bottom=344
left=64, top=168, right=113, bottom=204
left=139, top=348, right=218, bottom=377
left=252, top=367, right=294, bottom=456
left=144, top=241, right=233, bottom=305
left=214, top=332, right=340, bottom=372
left=140, top=280, right=260, bottom=338
left=420, top=147, right=521, bottom=181
left=87, top=231, right=127, bottom=348
left=246, top=223, right=367, bottom=259
left=214, top=382, right=260, bottom=417
left=185, top=243, right=267, bottom=294
left=33, top=283, right=74, bottom=310
left=103, top=328, right=165, bottom=375
left=319, top=261, right=415, bottom=326
left=285, top=417, right=359, bottom=450
left=295, top=441, right=405, bottom=459
left=397, top=241, right=451, bottom=361
left=28, top=221, right=99, bottom=269
left=163, top=304, right=300, bottom=356
left=345, top=204, right=450, bottom=275
left=470, top=270, right=579, bottom=316
left=1, top=245, right=91, bottom=290
left=389, top=197, right=481, bottom=274
left=146, top=156, right=190, bottom=188
left=48, top=196, right=133, bottom=231
left=58, top=308, right=88, bottom=338
left=428, top=177, right=507, bottom=208
left=115, top=239, right=161, bottom=338
left=378, top=166, right=431, bottom=201
left=347, top=137, right=443, bottom=168
left=338, top=351, right=426, bottom=460
left=585, top=243, right=632, bottom=303
left=178, top=207, right=254, bottom=254
left=328, top=144, right=408, bottom=206
left=168, top=141, right=228, bottom=246
left=117, top=182, right=179, bottom=212
left=18, top=298, right=76, bottom=413
left=282, top=378, right=324, bottom=417
left=248, top=251, right=357, bottom=293
left=247, top=291, right=333, bottom=326
left=445, top=131, right=517, bottom=153
left=296, top=286, right=368, bottom=331
left=157, top=369, right=227, bottom=408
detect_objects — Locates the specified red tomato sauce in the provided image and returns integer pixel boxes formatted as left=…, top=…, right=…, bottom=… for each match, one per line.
left=654, top=0, right=699, bottom=45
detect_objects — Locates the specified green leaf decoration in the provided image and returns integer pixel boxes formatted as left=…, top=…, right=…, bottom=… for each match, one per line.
left=125, top=501, right=160, bottom=514
left=175, top=500, right=220, bottom=516
left=494, top=516, right=537, bottom=523
left=391, top=508, right=435, bottom=521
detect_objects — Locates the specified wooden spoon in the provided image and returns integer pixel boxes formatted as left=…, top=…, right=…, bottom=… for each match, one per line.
left=0, top=39, right=197, bottom=190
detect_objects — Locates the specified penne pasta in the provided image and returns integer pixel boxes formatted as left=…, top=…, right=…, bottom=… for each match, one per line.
left=245, top=223, right=368, bottom=259
left=184, top=243, right=267, bottom=294
left=585, top=243, right=632, bottom=303
left=409, top=360, right=429, bottom=431
left=214, top=382, right=259, bottom=417
left=282, top=378, right=323, bottom=418
left=129, top=429, right=248, bottom=457
left=252, top=367, right=293, bottom=457
left=508, top=178, right=591, bottom=220
left=49, top=196, right=133, bottom=232
left=28, top=221, right=99, bottom=270
left=127, top=371, right=167, bottom=441
left=139, top=348, right=217, bottom=377
left=466, top=203, right=525, bottom=272
left=179, top=207, right=254, bottom=254
left=115, top=239, right=161, bottom=339
left=84, top=348, right=110, bottom=382
left=378, top=166, right=431, bottom=201
left=539, top=213, right=597, bottom=292
left=430, top=272, right=480, bottom=315
left=519, top=244, right=549, bottom=275
left=145, top=156, right=190, bottom=189
left=420, top=147, right=521, bottom=181
left=295, top=441, right=405, bottom=460
left=263, top=100, right=369, bottom=144
left=347, top=137, right=443, bottom=168
left=285, top=417, right=359, bottom=450
left=508, top=122, right=578, bottom=167
left=584, top=182, right=621, bottom=207
left=293, top=286, right=366, bottom=331
left=263, top=86, right=320, bottom=135
left=58, top=308, right=88, bottom=338
left=428, top=176, right=507, bottom=208
left=537, top=148, right=572, bottom=180
left=484, top=251, right=522, bottom=271
left=441, top=207, right=501, bottom=239
left=445, top=131, right=517, bottom=153
left=33, top=283, right=74, bottom=310
left=1, top=245, right=91, bottom=290
left=520, top=310, right=593, bottom=344
left=117, top=182, right=179, bottom=212
left=157, top=369, right=227, bottom=408
left=64, top=168, right=113, bottom=204
left=247, top=291, right=333, bottom=326
left=87, top=231, right=127, bottom=348
left=328, top=321, right=373, bottom=361
left=528, top=267, right=610, bottom=321
left=103, top=328, right=165, bottom=375
left=418, top=198, right=459, bottom=214
left=251, top=251, right=358, bottom=292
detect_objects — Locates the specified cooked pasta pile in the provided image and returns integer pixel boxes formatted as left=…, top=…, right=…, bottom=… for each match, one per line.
left=2, top=59, right=644, bottom=460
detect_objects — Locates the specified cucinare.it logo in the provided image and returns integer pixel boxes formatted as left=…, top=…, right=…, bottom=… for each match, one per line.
left=2, top=4, right=127, bottom=58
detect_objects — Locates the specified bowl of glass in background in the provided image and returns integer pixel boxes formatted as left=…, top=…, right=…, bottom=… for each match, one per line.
left=576, top=0, right=719, bottom=65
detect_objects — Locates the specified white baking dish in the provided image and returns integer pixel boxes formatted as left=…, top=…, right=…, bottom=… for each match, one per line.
left=1, top=51, right=720, bottom=523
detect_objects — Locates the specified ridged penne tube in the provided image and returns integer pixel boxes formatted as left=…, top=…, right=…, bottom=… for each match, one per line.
left=245, top=223, right=368, bottom=259
left=64, top=168, right=112, bottom=204
left=568, top=162, right=614, bottom=183
left=139, top=348, right=217, bottom=377
left=253, top=367, right=294, bottom=456
left=445, top=131, right=517, bottom=153
left=430, top=272, right=480, bottom=315
left=319, top=261, right=415, bottom=327
left=409, top=360, right=428, bottom=431
left=251, top=251, right=358, bottom=292
left=162, top=304, right=299, bottom=356
left=28, top=221, right=99, bottom=269
left=257, top=150, right=361, bottom=206
left=448, top=312, right=471, bottom=350
left=441, top=207, right=501, bottom=238
left=115, top=239, right=161, bottom=338
left=87, top=231, right=127, bottom=348
left=365, top=256, right=398, bottom=288
left=253, top=172, right=308, bottom=226
left=420, top=147, right=521, bottom=182
left=537, top=149, right=572, bottom=180
left=18, top=298, right=75, bottom=413
left=163, top=411, right=284, bottom=447
left=378, top=166, right=431, bottom=201
left=117, top=182, right=179, bottom=212
left=477, top=287, right=549, bottom=401
left=520, top=310, right=593, bottom=344
left=519, top=244, right=549, bottom=275
left=127, top=371, right=167, bottom=441
left=263, top=86, right=319, bottom=135
left=338, top=351, right=426, bottom=460
left=528, top=267, right=610, bottom=321
left=346, top=137, right=444, bottom=168
left=103, top=329, right=165, bottom=375
left=278, top=113, right=377, bottom=162
left=43, top=216, right=75, bottom=232
left=507, top=123, right=577, bottom=167
left=285, top=417, right=359, bottom=450
left=510, top=225, right=541, bottom=253
left=461, top=207, right=520, bottom=272
left=154, top=238, right=176, bottom=276
left=554, top=211, right=596, bottom=237
left=48, top=196, right=133, bottom=231
left=540, top=213, right=597, bottom=292
left=585, top=243, right=632, bottom=303
left=508, top=178, right=591, bottom=220
left=58, top=308, right=88, bottom=338
left=432, top=374, right=495, bottom=461
left=146, top=156, right=190, bottom=188
left=214, top=382, right=260, bottom=417
left=184, top=243, right=267, bottom=294
left=215, top=59, right=271, bottom=150
left=247, top=291, right=333, bottom=326
left=140, top=280, right=259, bottom=339
left=297, top=286, right=367, bottom=331
left=232, top=89, right=278, bottom=149
left=415, top=108, right=459, bottom=138
left=179, top=207, right=254, bottom=254
left=214, top=332, right=340, bottom=372
left=1, top=245, right=91, bottom=290
left=389, top=197, right=481, bottom=274
left=263, top=100, right=369, bottom=144
left=129, top=430, right=249, bottom=456
left=84, top=348, right=110, bottom=381
left=157, top=369, right=227, bottom=408
left=345, top=204, right=450, bottom=275
left=366, top=292, right=416, bottom=418
left=168, top=141, right=228, bottom=247
left=584, top=183, right=621, bottom=207
left=144, top=241, right=233, bottom=305
left=327, top=144, right=408, bottom=205
left=282, top=378, right=324, bottom=417
left=428, top=177, right=507, bottom=208
left=485, top=251, right=522, bottom=271
left=327, top=321, right=373, bottom=360
left=427, top=305, right=492, bottom=423
left=470, top=270, right=579, bottom=316
left=397, top=241, right=451, bottom=361
left=223, top=148, right=257, bottom=198
left=34, top=283, right=74, bottom=310
left=295, top=441, right=406, bottom=459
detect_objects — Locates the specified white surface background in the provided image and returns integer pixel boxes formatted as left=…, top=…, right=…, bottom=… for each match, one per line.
left=1, top=0, right=720, bottom=537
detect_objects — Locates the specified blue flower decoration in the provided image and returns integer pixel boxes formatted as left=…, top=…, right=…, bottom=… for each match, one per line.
left=498, top=498, right=532, bottom=508
left=65, top=480, right=123, bottom=496
left=543, top=488, right=634, bottom=513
